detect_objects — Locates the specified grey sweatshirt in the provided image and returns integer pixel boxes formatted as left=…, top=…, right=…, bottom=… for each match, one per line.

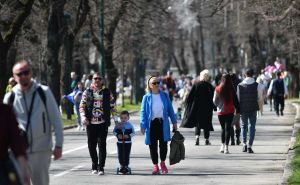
left=3, top=81, right=63, bottom=153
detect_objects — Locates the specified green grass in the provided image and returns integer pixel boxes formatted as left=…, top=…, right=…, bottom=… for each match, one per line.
left=116, top=98, right=141, bottom=113
left=61, top=113, right=77, bottom=127
left=61, top=99, right=140, bottom=127
left=289, top=99, right=300, bottom=184
left=288, top=131, right=300, bottom=185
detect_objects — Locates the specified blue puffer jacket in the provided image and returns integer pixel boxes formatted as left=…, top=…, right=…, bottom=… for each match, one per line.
left=140, top=91, right=177, bottom=145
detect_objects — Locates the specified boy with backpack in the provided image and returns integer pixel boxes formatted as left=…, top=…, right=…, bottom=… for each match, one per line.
left=113, top=111, right=135, bottom=174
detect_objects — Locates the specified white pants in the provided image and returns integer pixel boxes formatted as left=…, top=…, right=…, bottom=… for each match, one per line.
left=28, top=151, right=52, bottom=185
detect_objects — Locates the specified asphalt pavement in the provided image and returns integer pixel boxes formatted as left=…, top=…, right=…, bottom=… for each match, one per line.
left=49, top=102, right=296, bottom=185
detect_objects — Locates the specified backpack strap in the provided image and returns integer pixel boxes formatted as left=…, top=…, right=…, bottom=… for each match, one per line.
left=8, top=91, right=15, bottom=105
left=36, top=86, right=46, bottom=107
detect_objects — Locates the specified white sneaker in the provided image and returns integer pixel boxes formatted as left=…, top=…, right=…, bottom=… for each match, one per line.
left=98, top=171, right=104, bottom=175
left=77, top=125, right=81, bottom=131
left=220, top=144, right=224, bottom=153
left=224, top=145, right=229, bottom=154
left=91, top=170, right=98, bottom=174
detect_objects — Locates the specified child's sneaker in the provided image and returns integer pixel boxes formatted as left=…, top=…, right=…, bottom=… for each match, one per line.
left=152, top=164, right=160, bottom=175
left=160, top=161, right=168, bottom=174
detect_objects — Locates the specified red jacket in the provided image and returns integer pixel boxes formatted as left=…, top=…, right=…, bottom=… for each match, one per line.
left=214, top=86, right=237, bottom=115
left=0, top=104, right=27, bottom=161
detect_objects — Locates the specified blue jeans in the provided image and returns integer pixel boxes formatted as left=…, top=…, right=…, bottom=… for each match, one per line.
left=241, top=111, right=257, bottom=146
left=74, top=103, right=82, bottom=126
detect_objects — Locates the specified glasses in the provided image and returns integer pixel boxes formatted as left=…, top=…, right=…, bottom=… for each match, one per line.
left=93, top=77, right=102, bottom=80
left=151, top=82, right=160, bottom=85
left=15, top=70, right=30, bottom=77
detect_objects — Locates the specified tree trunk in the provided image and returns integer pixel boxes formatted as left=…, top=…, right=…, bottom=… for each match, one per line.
left=190, top=29, right=201, bottom=75
left=0, top=0, right=35, bottom=101
left=179, top=30, right=188, bottom=74
left=46, top=0, right=67, bottom=105
left=198, top=18, right=205, bottom=69
left=63, top=33, right=74, bottom=119
left=0, top=44, right=8, bottom=102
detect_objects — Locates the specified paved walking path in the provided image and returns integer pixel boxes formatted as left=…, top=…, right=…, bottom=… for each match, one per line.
left=50, top=103, right=296, bottom=185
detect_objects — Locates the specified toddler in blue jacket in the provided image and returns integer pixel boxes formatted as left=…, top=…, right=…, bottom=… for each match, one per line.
left=113, top=110, right=135, bottom=174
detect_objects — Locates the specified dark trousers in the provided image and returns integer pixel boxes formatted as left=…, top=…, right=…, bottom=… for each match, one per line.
left=195, top=127, right=210, bottom=139
left=218, top=114, right=234, bottom=145
left=117, top=143, right=132, bottom=167
left=274, top=95, right=285, bottom=114
left=149, top=118, right=168, bottom=164
left=86, top=124, right=108, bottom=170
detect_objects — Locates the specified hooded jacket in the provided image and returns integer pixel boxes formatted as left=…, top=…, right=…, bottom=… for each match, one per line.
left=3, top=81, right=63, bottom=153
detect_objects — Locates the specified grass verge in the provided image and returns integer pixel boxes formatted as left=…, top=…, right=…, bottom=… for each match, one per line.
left=288, top=130, right=300, bottom=184
left=288, top=101, right=300, bottom=184
left=61, top=99, right=141, bottom=127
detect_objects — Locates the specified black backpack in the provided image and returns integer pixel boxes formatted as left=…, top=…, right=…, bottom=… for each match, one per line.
left=272, top=79, right=284, bottom=96
left=9, top=86, right=46, bottom=107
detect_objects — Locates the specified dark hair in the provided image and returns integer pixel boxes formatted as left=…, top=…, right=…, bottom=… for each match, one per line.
left=219, top=74, right=234, bottom=103
left=88, top=74, right=93, bottom=80
left=245, top=68, right=254, bottom=77
left=276, top=71, right=281, bottom=77
left=120, top=110, right=129, bottom=117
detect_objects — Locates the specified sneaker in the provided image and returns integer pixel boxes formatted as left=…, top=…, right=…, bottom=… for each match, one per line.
left=160, top=161, right=168, bottom=174
left=205, top=139, right=211, bottom=145
left=231, top=141, right=235, bottom=145
left=220, top=144, right=224, bottom=153
left=281, top=111, right=284, bottom=116
left=152, top=164, right=160, bottom=175
left=98, top=167, right=104, bottom=175
left=242, top=145, right=247, bottom=152
left=224, top=145, right=229, bottom=154
left=82, top=126, right=86, bottom=131
left=248, top=148, right=254, bottom=153
left=91, top=170, right=98, bottom=174
left=77, top=125, right=81, bottom=131
left=195, top=138, right=199, bottom=146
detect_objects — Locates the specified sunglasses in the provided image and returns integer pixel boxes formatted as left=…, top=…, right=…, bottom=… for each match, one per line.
left=93, top=77, right=102, bottom=80
left=151, top=82, right=160, bottom=85
left=15, top=70, right=30, bottom=77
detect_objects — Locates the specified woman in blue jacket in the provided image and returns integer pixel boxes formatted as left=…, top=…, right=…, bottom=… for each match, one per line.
left=140, top=76, right=177, bottom=175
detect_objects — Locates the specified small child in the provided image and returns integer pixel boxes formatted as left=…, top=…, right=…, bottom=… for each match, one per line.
left=113, top=110, right=135, bottom=174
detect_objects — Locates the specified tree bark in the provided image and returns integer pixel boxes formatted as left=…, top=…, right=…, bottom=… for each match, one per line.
left=46, top=0, right=67, bottom=105
left=0, top=0, right=35, bottom=102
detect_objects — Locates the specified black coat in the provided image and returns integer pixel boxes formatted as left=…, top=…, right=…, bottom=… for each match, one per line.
left=180, top=81, right=216, bottom=130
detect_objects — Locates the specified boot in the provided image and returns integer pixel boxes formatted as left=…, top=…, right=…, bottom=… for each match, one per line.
left=236, top=128, right=241, bottom=145
left=195, top=136, right=199, bottom=146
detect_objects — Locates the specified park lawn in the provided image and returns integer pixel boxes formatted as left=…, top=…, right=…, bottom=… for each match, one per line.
left=61, top=99, right=141, bottom=127
left=61, top=113, right=77, bottom=127
left=288, top=101, right=300, bottom=185
left=116, top=98, right=141, bottom=113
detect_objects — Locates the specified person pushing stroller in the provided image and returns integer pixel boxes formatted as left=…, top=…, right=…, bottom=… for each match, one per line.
left=113, top=111, right=135, bottom=174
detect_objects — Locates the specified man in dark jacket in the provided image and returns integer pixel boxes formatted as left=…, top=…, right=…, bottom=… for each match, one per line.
left=237, top=68, right=264, bottom=153
left=267, top=71, right=288, bottom=116
left=80, top=73, right=118, bottom=175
